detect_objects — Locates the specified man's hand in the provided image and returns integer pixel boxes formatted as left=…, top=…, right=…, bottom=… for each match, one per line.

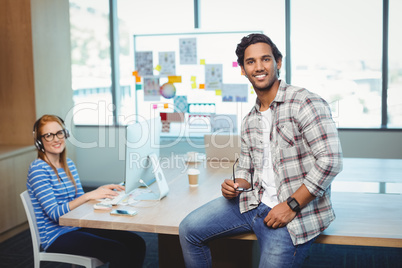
left=221, top=178, right=251, bottom=199
left=264, top=185, right=316, bottom=228
left=263, top=201, right=296, bottom=229
left=221, top=179, right=240, bottom=199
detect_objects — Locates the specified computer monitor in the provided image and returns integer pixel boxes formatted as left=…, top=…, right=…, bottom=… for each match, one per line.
left=124, top=117, right=161, bottom=194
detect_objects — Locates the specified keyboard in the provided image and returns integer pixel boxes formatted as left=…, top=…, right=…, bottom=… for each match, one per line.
left=99, top=191, right=128, bottom=205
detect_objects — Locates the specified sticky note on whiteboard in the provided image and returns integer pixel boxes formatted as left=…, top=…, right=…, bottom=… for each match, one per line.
left=168, top=76, right=182, bottom=83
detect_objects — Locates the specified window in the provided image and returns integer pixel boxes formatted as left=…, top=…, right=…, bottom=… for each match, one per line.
left=199, top=0, right=285, bottom=48
left=69, top=0, right=400, bottom=130
left=388, top=0, right=402, bottom=128
left=70, top=0, right=112, bottom=125
left=115, top=0, right=285, bottom=137
left=291, top=0, right=383, bottom=128
left=116, top=0, right=194, bottom=126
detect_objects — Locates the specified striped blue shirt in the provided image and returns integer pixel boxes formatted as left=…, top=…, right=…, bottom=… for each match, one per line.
left=26, top=158, right=85, bottom=250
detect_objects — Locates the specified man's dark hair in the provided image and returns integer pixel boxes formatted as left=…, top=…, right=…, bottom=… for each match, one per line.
left=236, top=33, right=283, bottom=69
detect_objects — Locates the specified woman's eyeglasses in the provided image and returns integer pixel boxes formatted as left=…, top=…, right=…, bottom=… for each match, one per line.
left=232, top=158, right=254, bottom=192
left=41, top=130, right=67, bottom=142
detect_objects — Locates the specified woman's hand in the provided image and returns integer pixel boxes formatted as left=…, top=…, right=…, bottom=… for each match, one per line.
left=86, top=184, right=125, bottom=200
left=69, top=184, right=125, bottom=211
left=100, top=184, right=125, bottom=192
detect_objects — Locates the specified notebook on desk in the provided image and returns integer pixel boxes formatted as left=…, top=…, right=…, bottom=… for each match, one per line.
left=204, top=134, right=241, bottom=162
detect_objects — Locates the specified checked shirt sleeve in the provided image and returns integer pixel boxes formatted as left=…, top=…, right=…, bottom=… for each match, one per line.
left=298, top=94, right=343, bottom=197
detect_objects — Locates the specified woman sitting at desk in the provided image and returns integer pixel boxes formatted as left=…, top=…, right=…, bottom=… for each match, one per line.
left=27, top=114, right=145, bottom=268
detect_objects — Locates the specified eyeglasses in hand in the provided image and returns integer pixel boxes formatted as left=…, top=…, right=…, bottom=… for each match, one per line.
left=41, top=130, right=67, bottom=142
left=232, top=158, right=253, bottom=192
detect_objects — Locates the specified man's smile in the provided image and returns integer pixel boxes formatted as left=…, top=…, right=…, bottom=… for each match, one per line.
left=254, top=74, right=267, bottom=80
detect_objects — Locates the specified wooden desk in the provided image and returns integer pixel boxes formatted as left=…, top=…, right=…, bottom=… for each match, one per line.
left=61, top=160, right=229, bottom=235
left=233, top=192, right=402, bottom=248
left=60, top=158, right=402, bottom=266
left=61, top=160, right=250, bottom=267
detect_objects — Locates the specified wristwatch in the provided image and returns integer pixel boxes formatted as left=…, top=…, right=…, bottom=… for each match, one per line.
left=286, top=197, right=301, bottom=213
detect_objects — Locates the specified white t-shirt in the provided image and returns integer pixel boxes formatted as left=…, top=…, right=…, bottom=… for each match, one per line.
left=260, top=108, right=279, bottom=208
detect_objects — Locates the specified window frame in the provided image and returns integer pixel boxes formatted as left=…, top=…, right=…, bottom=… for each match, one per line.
left=73, top=0, right=401, bottom=130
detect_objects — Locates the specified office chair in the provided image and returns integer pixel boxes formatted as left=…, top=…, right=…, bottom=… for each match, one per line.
left=20, top=191, right=104, bottom=268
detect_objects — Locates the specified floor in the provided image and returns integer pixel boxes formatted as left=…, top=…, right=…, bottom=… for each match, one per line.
left=1, top=228, right=402, bottom=268
left=3, top=157, right=401, bottom=267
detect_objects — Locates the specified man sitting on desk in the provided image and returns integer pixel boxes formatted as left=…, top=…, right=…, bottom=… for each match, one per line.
left=179, top=33, right=343, bottom=268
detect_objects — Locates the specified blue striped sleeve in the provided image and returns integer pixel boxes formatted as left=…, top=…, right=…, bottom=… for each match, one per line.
left=27, top=160, right=71, bottom=223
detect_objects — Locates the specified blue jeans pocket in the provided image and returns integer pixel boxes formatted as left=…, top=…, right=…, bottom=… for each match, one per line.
left=255, top=203, right=270, bottom=220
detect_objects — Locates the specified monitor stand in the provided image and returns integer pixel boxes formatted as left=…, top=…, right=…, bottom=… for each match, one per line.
left=133, top=153, right=169, bottom=201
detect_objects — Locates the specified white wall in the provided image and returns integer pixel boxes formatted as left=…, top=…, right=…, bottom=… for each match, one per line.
left=31, top=0, right=76, bottom=160
left=338, top=130, right=402, bottom=159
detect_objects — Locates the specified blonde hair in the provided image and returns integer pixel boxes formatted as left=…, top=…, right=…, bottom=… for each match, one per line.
left=34, top=115, right=77, bottom=191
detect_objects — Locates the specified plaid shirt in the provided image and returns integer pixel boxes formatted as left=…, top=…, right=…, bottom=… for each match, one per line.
left=235, top=80, right=343, bottom=245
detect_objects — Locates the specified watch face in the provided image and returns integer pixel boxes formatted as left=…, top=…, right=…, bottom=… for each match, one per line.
left=289, top=199, right=298, bottom=208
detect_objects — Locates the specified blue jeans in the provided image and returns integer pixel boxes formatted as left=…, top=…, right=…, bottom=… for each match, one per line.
left=179, top=196, right=315, bottom=268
